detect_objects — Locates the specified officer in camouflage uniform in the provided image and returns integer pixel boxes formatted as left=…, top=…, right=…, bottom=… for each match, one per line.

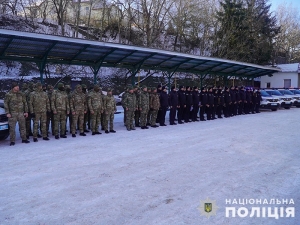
left=123, top=86, right=137, bottom=131
left=139, top=85, right=150, bottom=129
left=46, top=85, right=54, bottom=136
left=29, top=82, right=51, bottom=142
left=100, top=88, right=106, bottom=131
left=65, top=84, right=72, bottom=134
left=82, top=84, right=90, bottom=132
left=4, top=82, right=30, bottom=146
left=149, top=87, right=160, bottom=128
left=146, top=87, right=152, bottom=126
left=103, top=88, right=117, bottom=133
left=121, top=87, right=129, bottom=126
left=51, top=83, right=70, bottom=139
left=134, top=86, right=141, bottom=127
left=24, top=82, right=34, bottom=138
left=88, top=85, right=104, bottom=135
left=70, top=84, right=87, bottom=137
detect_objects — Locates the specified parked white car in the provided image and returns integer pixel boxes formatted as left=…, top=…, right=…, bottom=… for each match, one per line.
left=265, top=89, right=293, bottom=109
left=0, top=100, right=9, bottom=140
left=259, top=90, right=280, bottom=111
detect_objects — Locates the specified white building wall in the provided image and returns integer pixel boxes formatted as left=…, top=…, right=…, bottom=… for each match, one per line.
left=260, top=72, right=298, bottom=88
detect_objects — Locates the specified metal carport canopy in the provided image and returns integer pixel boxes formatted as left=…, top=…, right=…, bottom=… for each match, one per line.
left=0, top=28, right=280, bottom=81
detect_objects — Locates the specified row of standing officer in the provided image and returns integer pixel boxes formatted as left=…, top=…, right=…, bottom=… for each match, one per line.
left=121, top=85, right=263, bottom=130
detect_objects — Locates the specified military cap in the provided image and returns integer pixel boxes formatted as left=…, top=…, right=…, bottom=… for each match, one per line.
left=142, top=85, right=147, bottom=89
left=157, top=84, right=162, bottom=88
left=128, top=86, right=134, bottom=90
left=171, top=86, right=176, bottom=90
left=57, top=83, right=64, bottom=88
left=107, top=88, right=112, bottom=92
left=47, top=85, right=53, bottom=90
left=36, top=82, right=42, bottom=87
left=28, top=82, right=34, bottom=89
left=82, top=84, right=87, bottom=89
left=22, top=83, right=28, bottom=89
left=151, top=87, right=156, bottom=91
left=93, top=84, right=100, bottom=91
left=162, top=86, right=167, bottom=90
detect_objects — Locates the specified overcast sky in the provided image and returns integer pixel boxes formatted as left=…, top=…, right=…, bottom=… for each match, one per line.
left=269, top=0, right=300, bottom=13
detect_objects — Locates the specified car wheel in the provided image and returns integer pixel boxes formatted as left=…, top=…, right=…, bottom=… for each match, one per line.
left=271, top=109, right=277, bottom=111
left=284, top=107, right=290, bottom=109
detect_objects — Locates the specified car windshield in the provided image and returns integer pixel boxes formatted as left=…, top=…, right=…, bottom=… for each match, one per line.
left=260, top=90, right=271, bottom=97
left=266, top=90, right=283, bottom=96
left=291, top=90, right=300, bottom=94
left=279, top=90, right=294, bottom=95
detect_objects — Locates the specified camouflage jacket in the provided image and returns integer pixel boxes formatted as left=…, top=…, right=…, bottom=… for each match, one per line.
left=150, top=92, right=160, bottom=110
left=51, top=90, right=70, bottom=112
left=123, top=92, right=136, bottom=111
left=121, top=91, right=128, bottom=108
left=70, top=90, right=87, bottom=112
left=135, top=90, right=141, bottom=108
left=88, top=91, right=104, bottom=112
left=139, top=90, right=149, bottom=110
left=103, top=94, right=117, bottom=113
left=24, top=88, right=33, bottom=104
left=4, top=90, right=28, bottom=114
left=29, top=89, right=50, bottom=113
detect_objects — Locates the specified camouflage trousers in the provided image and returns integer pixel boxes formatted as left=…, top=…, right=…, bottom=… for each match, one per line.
left=140, top=109, right=149, bottom=127
left=53, top=110, right=67, bottom=136
left=104, top=111, right=114, bottom=131
left=90, top=109, right=102, bottom=132
left=123, top=107, right=126, bottom=125
left=46, top=111, right=54, bottom=135
left=101, top=112, right=105, bottom=130
left=8, top=112, right=26, bottom=142
left=147, top=110, right=151, bottom=124
left=84, top=110, right=90, bottom=130
left=125, top=110, right=135, bottom=129
left=33, top=112, right=47, bottom=138
left=134, top=110, right=140, bottom=126
left=72, top=111, right=84, bottom=134
left=149, top=109, right=158, bottom=126
left=25, top=115, right=32, bottom=136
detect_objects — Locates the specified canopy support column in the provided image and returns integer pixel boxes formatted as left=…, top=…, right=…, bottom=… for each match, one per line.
left=36, top=41, right=57, bottom=84
left=90, top=64, right=102, bottom=84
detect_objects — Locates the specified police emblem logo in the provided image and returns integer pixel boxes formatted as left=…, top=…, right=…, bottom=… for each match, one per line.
left=198, top=197, right=219, bottom=218
left=205, top=203, right=212, bottom=212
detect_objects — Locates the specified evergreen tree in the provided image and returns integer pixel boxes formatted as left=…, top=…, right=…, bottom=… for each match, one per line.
left=213, top=0, right=280, bottom=65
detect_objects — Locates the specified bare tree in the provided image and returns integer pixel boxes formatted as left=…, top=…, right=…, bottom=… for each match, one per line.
left=274, top=3, right=300, bottom=63
left=0, top=0, right=20, bottom=15
left=134, top=0, right=174, bottom=47
left=51, top=0, right=70, bottom=35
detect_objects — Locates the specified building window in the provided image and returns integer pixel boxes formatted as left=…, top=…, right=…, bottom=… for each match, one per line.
left=266, top=82, right=271, bottom=88
left=284, top=79, right=291, bottom=88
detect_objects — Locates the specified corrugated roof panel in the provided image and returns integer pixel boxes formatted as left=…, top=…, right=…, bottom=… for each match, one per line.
left=0, top=29, right=281, bottom=78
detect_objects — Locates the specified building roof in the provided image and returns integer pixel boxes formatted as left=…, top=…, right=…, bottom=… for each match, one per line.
left=275, top=63, right=299, bottom=73
left=0, top=28, right=280, bottom=78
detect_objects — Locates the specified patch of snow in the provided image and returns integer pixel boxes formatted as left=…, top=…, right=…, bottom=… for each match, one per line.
left=0, top=107, right=299, bottom=224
